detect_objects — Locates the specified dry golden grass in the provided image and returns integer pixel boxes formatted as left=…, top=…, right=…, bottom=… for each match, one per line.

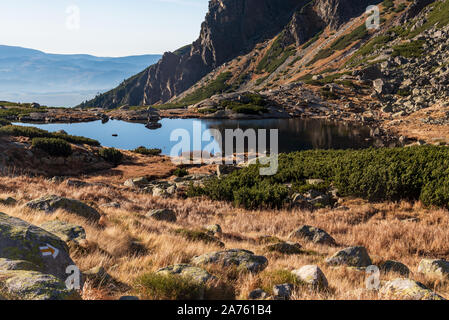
left=1, top=174, right=449, bottom=300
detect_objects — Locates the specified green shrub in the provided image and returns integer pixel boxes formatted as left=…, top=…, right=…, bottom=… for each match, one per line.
left=392, top=41, right=424, bottom=58
left=31, top=138, right=72, bottom=157
left=173, top=167, right=188, bottom=177
left=188, top=146, right=449, bottom=210
left=99, top=148, right=123, bottom=165
left=135, top=273, right=204, bottom=300
left=0, top=119, right=11, bottom=127
left=132, top=146, right=162, bottom=156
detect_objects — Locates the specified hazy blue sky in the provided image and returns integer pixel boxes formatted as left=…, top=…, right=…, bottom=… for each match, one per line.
left=0, top=0, right=209, bottom=57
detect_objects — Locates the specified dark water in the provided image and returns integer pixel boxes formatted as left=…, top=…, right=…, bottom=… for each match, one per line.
left=13, top=118, right=381, bottom=155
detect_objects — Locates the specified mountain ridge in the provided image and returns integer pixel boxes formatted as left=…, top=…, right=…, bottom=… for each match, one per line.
left=0, top=45, right=161, bottom=107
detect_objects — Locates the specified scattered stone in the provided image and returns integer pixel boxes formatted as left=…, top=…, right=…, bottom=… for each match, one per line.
left=288, top=225, right=336, bottom=246
left=418, top=259, right=449, bottom=279
left=265, top=242, right=302, bottom=255
left=0, top=270, right=81, bottom=300
left=379, top=260, right=410, bottom=276
left=0, top=197, right=17, bottom=206
left=119, top=296, right=139, bottom=300
left=0, top=212, right=79, bottom=282
left=205, top=224, right=222, bottom=234
left=26, top=195, right=101, bottom=221
left=248, top=288, right=269, bottom=300
left=147, top=209, right=177, bottom=222
left=156, top=264, right=215, bottom=284
left=39, top=220, right=86, bottom=243
left=273, top=283, right=293, bottom=300
left=380, top=278, right=445, bottom=300
left=325, top=246, right=372, bottom=268
left=191, top=249, right=268, bottom=273
left=292, top=265, right=328, bottom=289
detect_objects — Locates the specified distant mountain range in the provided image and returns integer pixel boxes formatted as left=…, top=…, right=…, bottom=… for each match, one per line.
left=0, top=45, right=161, bottom=107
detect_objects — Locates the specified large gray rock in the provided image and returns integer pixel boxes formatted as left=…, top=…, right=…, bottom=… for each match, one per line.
left=0, top=270, right=80, bottom=300
left=288, top=225, right=336, bottom=246
left=292, top=265, right=328, bottom=289
left=156, top=264, right=214, bottom=284
left=26, top=195, right=100, bottom=221
left=0, top=212, right=79, bottom=282
left=418, top=259, right=449, bottom=279
left=325, top=246, right=372, bottom=268
left=380, top=278, right=445, bottom=300
left=191, top=249, right=268, bottom=273
left=147, top=209, right=177, bottom=222
left=39, top=220, right=86, bottom=243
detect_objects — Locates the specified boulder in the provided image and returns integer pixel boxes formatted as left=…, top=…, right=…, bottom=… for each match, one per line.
left=265, top=242, right=302, bottom=255
left=288, top=225, right=336, bottom=246
left=147, top=209, right=177, bottom=222
left=325, top=246, right=372, bottom=268
left=292, top=265, right=328, bottom=289
left=380, top=278, right=445, bottom=300
left=191, top=249, right=268, bottom=273
left=0, top=270, right=81, bottom=300
left=418, top=259, right=449, bottom=279
left=273, top=283, right=293, bottom=300
left=156, top=264, right=214, bottom=284
left=379, top=260, right=410, bottom=276
left=0, top=212, right=79, bottom=282
left=26, top=195, right=101, bottom=222
left=83, top=266, right=112, bottom=286
left=39, top=220, right=86, bottom=243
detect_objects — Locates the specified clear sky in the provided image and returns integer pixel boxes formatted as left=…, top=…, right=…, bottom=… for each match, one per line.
left=0, top=0, right=209, bottom=57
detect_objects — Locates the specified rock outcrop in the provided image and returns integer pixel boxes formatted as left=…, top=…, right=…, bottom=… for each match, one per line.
left=81, top=0, right=381, bottom=109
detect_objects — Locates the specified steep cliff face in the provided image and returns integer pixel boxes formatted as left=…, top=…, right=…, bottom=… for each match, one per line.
left=81, top=0, right=380, bottom=109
